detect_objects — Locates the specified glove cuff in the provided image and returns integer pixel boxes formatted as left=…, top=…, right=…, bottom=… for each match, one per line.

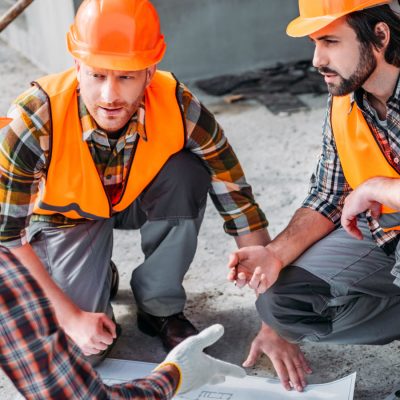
left=154, top=362, right=183, bottom=394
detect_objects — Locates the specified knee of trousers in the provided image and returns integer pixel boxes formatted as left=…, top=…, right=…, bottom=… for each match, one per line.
left=255, top=283, right=299, bottom=338
left=140, top=150, right=211, bottom=220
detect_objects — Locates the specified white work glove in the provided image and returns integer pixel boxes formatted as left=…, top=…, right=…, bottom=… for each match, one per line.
left=158, top=324, right=246, bottom=394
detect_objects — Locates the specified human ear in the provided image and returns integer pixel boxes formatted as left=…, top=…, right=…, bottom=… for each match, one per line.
left=374, top=22, right=390, bottom=51
left=145, top=65, right=157, bottom=87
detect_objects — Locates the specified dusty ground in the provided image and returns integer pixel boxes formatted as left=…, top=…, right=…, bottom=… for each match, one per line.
left=1, top=37, right=400, bottom=400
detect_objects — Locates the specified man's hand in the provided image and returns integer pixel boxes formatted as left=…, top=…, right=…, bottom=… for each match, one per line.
left=341, top=183, right=381, bottom=240
left=243, top=323, right=312, bottom=392
left=227, top=245, right=283, bottom=294
left=9, top=244, right=117, bottom=355
left=62, top=310, right=116, bottom=355
left=159, top=324, right=246, bottom=394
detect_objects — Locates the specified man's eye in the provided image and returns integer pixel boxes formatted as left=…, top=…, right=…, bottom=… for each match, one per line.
left=120, top=76, right=134, bottom=80
left=90, top=73, right=105, bottom=79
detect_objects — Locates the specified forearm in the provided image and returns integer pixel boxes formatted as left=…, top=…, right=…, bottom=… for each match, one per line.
left=269, top=207, right=335, bottom=267
left=235, top=228, right=271, bottom=248
left=360, top=177, right=400, bottom=210
left=0, top=251, right=178, bottom=400
left=10, top=243, right=80, bottom=325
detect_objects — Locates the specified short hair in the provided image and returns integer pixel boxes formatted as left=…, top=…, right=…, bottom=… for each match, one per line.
left=346, top=2, right=400, bottom=67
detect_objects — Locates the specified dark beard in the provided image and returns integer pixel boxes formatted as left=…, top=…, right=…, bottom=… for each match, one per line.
left=320, top=42, right=377, bottom=96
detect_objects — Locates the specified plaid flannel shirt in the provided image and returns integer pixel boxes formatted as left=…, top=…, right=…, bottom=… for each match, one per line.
left=0, top=74, right=267, bottom=247
left=302, top=76, right=400, bottom=252
left=0, top=247, right=176, bottom=399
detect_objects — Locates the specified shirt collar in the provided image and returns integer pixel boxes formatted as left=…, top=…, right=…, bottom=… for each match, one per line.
left=78, top=91, right=147, bottom=142
left=352, top=88, right=363, bottom=110
left=136, top=101, right=147, bottom=141
left=388, top=72, right=400, bottom=104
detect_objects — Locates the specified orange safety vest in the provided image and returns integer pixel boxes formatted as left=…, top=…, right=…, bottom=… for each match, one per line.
left=30, top=68, right=185, bottom=219
left=331, top=95, right=400, bottom=231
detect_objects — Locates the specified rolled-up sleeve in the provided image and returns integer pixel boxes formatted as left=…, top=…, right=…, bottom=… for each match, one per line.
left=0, top=248, right=177, bottom=400
left=0, top=87, right=49, bottom=247
left=180, top=84, right=268, bottom=236
left=302, top=96, right=351, bottom=225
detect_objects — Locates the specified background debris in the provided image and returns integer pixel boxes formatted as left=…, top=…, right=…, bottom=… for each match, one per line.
left=196, top=60, right=327, bottom=114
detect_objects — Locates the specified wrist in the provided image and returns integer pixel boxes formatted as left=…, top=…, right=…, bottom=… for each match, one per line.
left=155, top=362, right=182, bottom=394
left=264, top=242, right=285, bottom=270
left=363, top=177, right=389, bottom=202
left=235, top=229, right=271, bottom=248
left=56, top=303, right=82, bottom=329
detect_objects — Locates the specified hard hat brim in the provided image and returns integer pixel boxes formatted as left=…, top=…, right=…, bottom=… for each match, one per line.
left=286, top=0, right=391, bottom=37
left=69, top=45, right=166, bottom=71
left=287, top=15, right=339, bottom=37
left=0, top=117, right=12, bottom=129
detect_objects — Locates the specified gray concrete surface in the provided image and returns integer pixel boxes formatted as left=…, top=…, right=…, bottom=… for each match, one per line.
left=0, top=38, right=399, bottom=400
left=153, top=0, right=314, bottom=79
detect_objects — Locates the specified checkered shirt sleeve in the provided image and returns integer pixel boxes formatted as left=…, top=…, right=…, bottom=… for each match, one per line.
left=180, top=83, right=268, bottom=236
left=0, top=248, right=176, bottom=400
left=301, top=96, right=351, bottom=225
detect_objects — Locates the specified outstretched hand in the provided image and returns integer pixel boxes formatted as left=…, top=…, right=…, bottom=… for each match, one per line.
left=243, top=323, right=312, bottom=392
left=159, top=324, right=246, bottom=394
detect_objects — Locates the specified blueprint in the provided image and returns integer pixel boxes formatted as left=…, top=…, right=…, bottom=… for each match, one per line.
left=96, top=358, right=356, bottom=400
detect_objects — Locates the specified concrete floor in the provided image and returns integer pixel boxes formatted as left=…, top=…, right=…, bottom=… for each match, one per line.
left=1, top=38, right=400, bottom=399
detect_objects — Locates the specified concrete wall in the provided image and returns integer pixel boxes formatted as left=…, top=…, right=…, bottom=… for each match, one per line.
left=154, top=0, right=313, bottom=79
left=0, top=0, right=313, bottom=80
left=0, top=0, right=75, bottom=73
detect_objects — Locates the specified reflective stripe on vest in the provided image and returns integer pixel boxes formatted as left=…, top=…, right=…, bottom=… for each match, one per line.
left=31, top=68, right=185, bottom=219
left=331, top=95, right=400, bottom=231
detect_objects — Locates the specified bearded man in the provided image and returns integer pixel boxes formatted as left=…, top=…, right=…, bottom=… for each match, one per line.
left=228, top=0, right=400, bottom=393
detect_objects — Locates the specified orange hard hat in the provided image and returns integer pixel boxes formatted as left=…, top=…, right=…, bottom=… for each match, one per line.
left=0, top=117, right=12, bottom=129
left=287, top=0, right=391, bottom=37
left=67, top=0, right=166, bottom=71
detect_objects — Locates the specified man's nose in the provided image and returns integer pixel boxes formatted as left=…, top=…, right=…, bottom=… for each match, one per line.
left=312, top=44, right=327, bottom=69
left=100, top=77, right=119, bottom=104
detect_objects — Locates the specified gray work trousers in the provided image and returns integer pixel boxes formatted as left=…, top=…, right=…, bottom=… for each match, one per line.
left=29, top=151, right=211, bottom=317
left=256, top=218, right=400, bottom=344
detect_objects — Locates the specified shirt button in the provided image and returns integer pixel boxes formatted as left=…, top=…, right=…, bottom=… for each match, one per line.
left=394, top=157, right=399, bottom=164
left=105, top=174, right=112, bottom=180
